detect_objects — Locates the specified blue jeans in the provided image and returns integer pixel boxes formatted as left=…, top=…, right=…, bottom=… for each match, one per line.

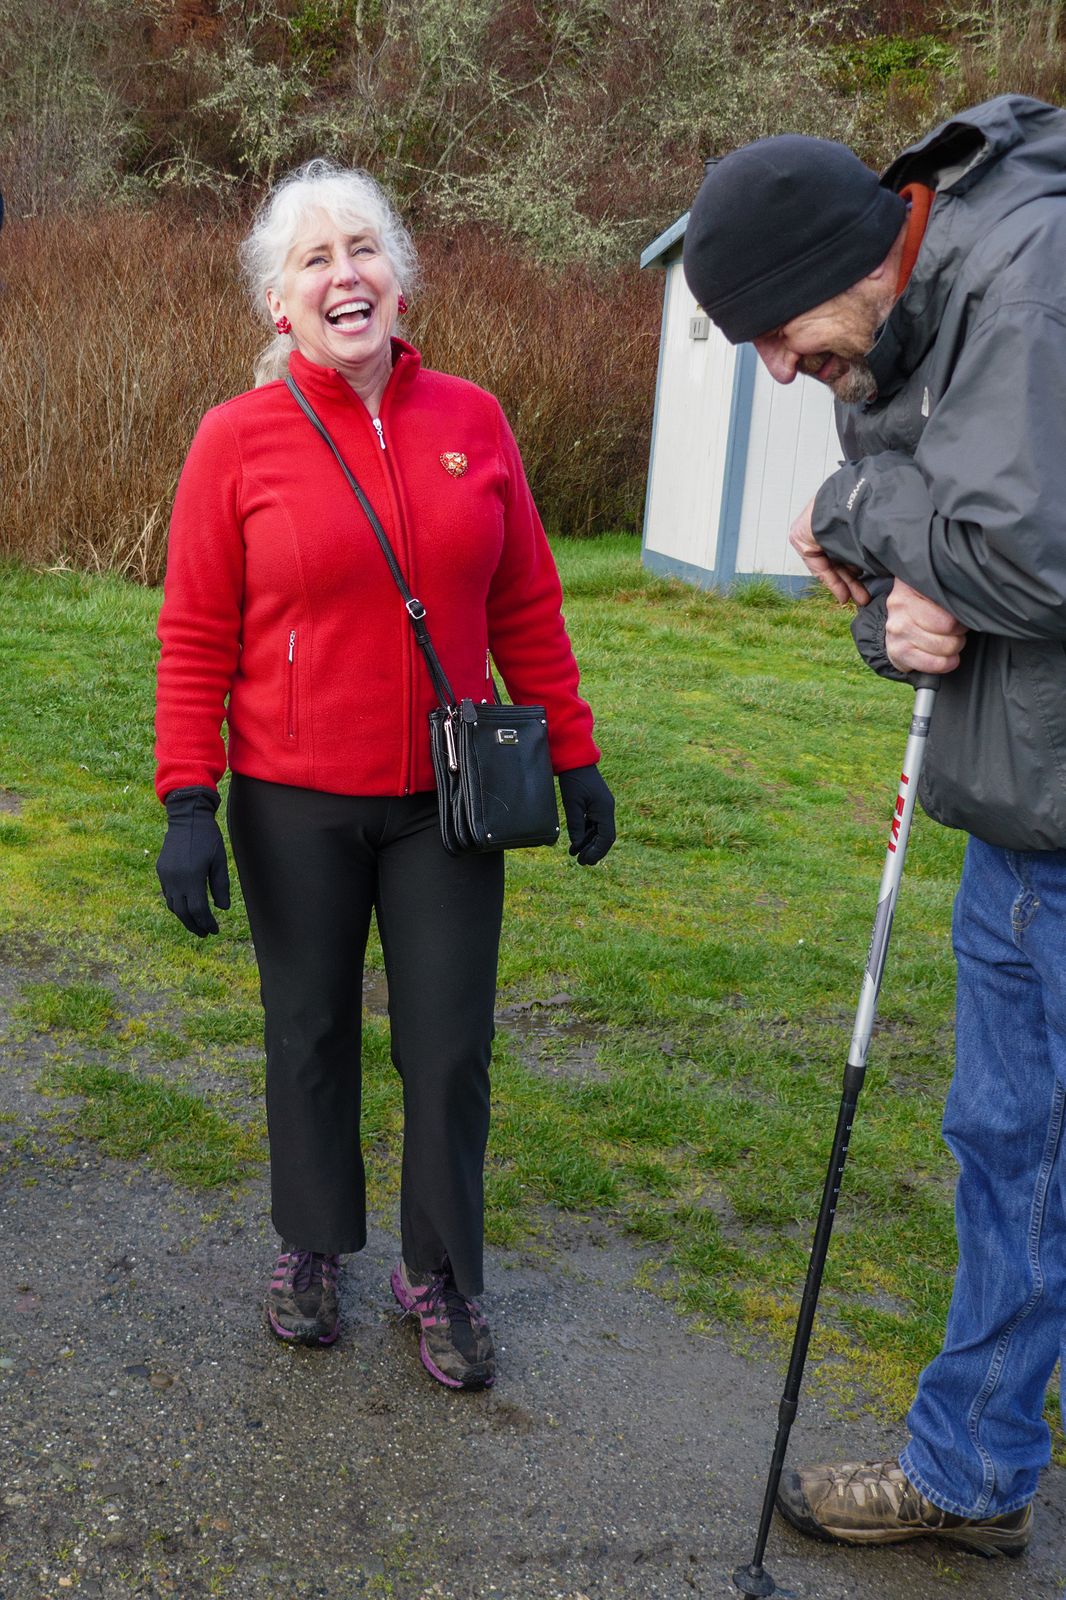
left=901, top=836, right=1066, bottom=1517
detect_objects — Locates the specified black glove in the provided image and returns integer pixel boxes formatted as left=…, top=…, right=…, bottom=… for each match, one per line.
left=558, top=765, right=616, bottom=866
left=156, top=786, right=231, bottom=937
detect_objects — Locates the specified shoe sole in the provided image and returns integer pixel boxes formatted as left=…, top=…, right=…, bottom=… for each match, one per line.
left=776, top=1493, right=1031, bottom=1558
left=265, top=1304, right=339, bottom=1347
left=390, top=1268, right=495, bottom=1390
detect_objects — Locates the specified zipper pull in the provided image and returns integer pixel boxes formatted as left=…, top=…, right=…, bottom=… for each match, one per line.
left=288, top=629, right=296, bottom=663
left=444, top=712, right=458, bottom=772
left=372, top=417, right=386, bottom=450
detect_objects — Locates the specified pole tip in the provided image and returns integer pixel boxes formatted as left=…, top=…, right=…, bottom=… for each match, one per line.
left=732, top=1563, right=776, bottom=1597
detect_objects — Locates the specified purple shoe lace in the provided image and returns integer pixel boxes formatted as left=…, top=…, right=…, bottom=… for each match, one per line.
left=419, top=1272, right=487, bottom=1336
left=266, top=1246, right=341, bottom=1345
left=282, top=1249, right=339, bottom=1294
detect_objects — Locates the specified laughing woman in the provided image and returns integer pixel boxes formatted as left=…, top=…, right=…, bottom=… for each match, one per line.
left=153, top=161, right=615, bottom=1390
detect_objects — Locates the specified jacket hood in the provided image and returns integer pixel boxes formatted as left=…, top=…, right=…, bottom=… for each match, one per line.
left=868, top=96, right=1066, bottom=396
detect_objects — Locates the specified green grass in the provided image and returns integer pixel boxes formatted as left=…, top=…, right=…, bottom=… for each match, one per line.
left=16, top=980, right=117, bottom=1038
left=0, top=543, right=982, bottom=1423
left=45, top=1061, right=261, bottom=1188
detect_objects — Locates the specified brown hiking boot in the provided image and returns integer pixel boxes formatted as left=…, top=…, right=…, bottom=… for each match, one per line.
left=776, top=1459, right=1032, bottom=1556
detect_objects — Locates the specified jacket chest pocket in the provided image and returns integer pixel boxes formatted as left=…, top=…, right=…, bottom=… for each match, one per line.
left=863, top=390, right=926, bottom=455
left=285, top=628, right=298, bottom=740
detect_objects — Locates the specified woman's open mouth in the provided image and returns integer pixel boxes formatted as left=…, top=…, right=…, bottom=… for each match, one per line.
left=326, top=299, right=372, bottom=328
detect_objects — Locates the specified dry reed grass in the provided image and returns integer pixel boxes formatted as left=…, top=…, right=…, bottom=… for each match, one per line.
left=1, top=208, right=658, bottom=584
left=411, top=229, right=660, bottom=537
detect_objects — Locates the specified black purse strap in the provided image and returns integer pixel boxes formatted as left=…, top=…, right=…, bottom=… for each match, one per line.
left=285, top=374, right=458, bottom=712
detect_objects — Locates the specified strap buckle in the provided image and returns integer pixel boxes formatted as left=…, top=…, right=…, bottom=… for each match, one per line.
left=406, top=597, right=426, bottom=621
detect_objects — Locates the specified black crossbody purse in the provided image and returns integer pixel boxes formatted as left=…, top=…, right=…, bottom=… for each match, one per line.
left=286, top=377, right=560, bottom=856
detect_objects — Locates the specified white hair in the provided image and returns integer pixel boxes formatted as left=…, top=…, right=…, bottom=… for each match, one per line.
left=239, top=159, right=419, bottom=387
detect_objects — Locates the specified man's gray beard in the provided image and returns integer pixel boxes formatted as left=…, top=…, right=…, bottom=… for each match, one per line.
left=830, top=359, right=878, bottom=406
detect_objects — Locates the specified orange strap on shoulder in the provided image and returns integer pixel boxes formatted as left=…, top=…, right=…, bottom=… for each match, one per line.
left=895, top=183, right=935, bottom=295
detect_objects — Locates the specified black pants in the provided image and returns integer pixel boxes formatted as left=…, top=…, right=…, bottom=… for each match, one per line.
left=227, top=775, right=504, bottom=1297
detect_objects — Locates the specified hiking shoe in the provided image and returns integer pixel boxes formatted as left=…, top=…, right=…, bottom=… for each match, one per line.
left=265, top=1245, right=340, bottom=1346
left=776, top=1458, right=1032, bottom=1556
left=391, top=1260, right=495, bottom=1389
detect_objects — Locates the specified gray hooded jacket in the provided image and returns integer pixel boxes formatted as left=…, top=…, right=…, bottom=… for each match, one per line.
left=812, top=96, right=1066, bottom=850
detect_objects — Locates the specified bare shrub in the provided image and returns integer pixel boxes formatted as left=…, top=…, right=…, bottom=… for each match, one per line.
left=953, top=2, right=1066, bottom=108
left=0, top=210, right=257, bottom=582
left=0, top=0, right=974, bottom=255
left=0, top=208, right=657, bottom=582
left=0, top=0, right=142, bottom=215
left=410, top=229, right=660, bottom=535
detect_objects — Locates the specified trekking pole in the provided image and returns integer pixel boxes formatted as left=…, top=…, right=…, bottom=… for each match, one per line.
left=733, top=674, right=939, bottom=1599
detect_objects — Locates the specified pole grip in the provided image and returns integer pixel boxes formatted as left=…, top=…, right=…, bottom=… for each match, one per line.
left=911, top=673, right=939, bottom=690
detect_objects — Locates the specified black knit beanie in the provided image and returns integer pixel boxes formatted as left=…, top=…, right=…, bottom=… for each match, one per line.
left=682, top=134, right=907, bottom=345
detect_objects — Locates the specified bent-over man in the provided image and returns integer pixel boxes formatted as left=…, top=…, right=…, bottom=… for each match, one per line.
left=683, top=95, right=1066, bottom=1559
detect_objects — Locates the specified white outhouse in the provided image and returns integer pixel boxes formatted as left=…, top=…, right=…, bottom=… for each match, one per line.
left=640, top=213, right=840, bottom=593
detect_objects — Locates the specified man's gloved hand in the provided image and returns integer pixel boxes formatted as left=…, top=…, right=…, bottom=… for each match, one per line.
left=557, top=765, right=616, bottom=866
left=156, top=786, right=231, bottom=937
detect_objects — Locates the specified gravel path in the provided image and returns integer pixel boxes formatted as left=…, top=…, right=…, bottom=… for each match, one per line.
left=2, top=986, right=1064, bottom=1600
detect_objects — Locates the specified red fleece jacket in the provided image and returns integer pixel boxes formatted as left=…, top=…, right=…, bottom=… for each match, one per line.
left=155, top=343, right=600, bottom=801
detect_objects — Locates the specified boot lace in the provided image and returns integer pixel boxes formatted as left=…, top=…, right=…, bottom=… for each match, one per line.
left=288, top=1250, right=339, bottom=1293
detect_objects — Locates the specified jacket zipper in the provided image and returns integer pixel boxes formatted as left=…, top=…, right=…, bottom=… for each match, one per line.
left=368, top=392, right=417, bottom=792
left=285, top=628, right=297, bottom=739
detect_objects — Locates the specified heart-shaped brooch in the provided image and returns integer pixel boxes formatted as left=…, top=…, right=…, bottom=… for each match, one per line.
left=440, top=452, right=468, bottom=478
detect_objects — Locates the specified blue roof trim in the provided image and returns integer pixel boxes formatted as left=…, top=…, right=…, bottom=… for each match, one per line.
left=640, top=212, right=689, bottom=269
left=713, top=344, right=758, bottom=588
left=640, top=269, right=672, bottom=556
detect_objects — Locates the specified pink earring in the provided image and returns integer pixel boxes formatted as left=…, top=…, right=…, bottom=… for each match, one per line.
left=397, top=293, right=408, bottom=316
left=274, top=315, right=292, bottom=335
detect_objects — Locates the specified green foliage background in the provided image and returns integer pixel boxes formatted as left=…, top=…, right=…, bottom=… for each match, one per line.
left=6, top=0, right=1066, bottom=258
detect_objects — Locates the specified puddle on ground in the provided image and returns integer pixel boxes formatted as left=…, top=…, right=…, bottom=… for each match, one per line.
left=362, top=973, right=607, bottom=1081
left=496, top=993, right=607, bottom=1082
left=362, top=969, right=390, bottom=1017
